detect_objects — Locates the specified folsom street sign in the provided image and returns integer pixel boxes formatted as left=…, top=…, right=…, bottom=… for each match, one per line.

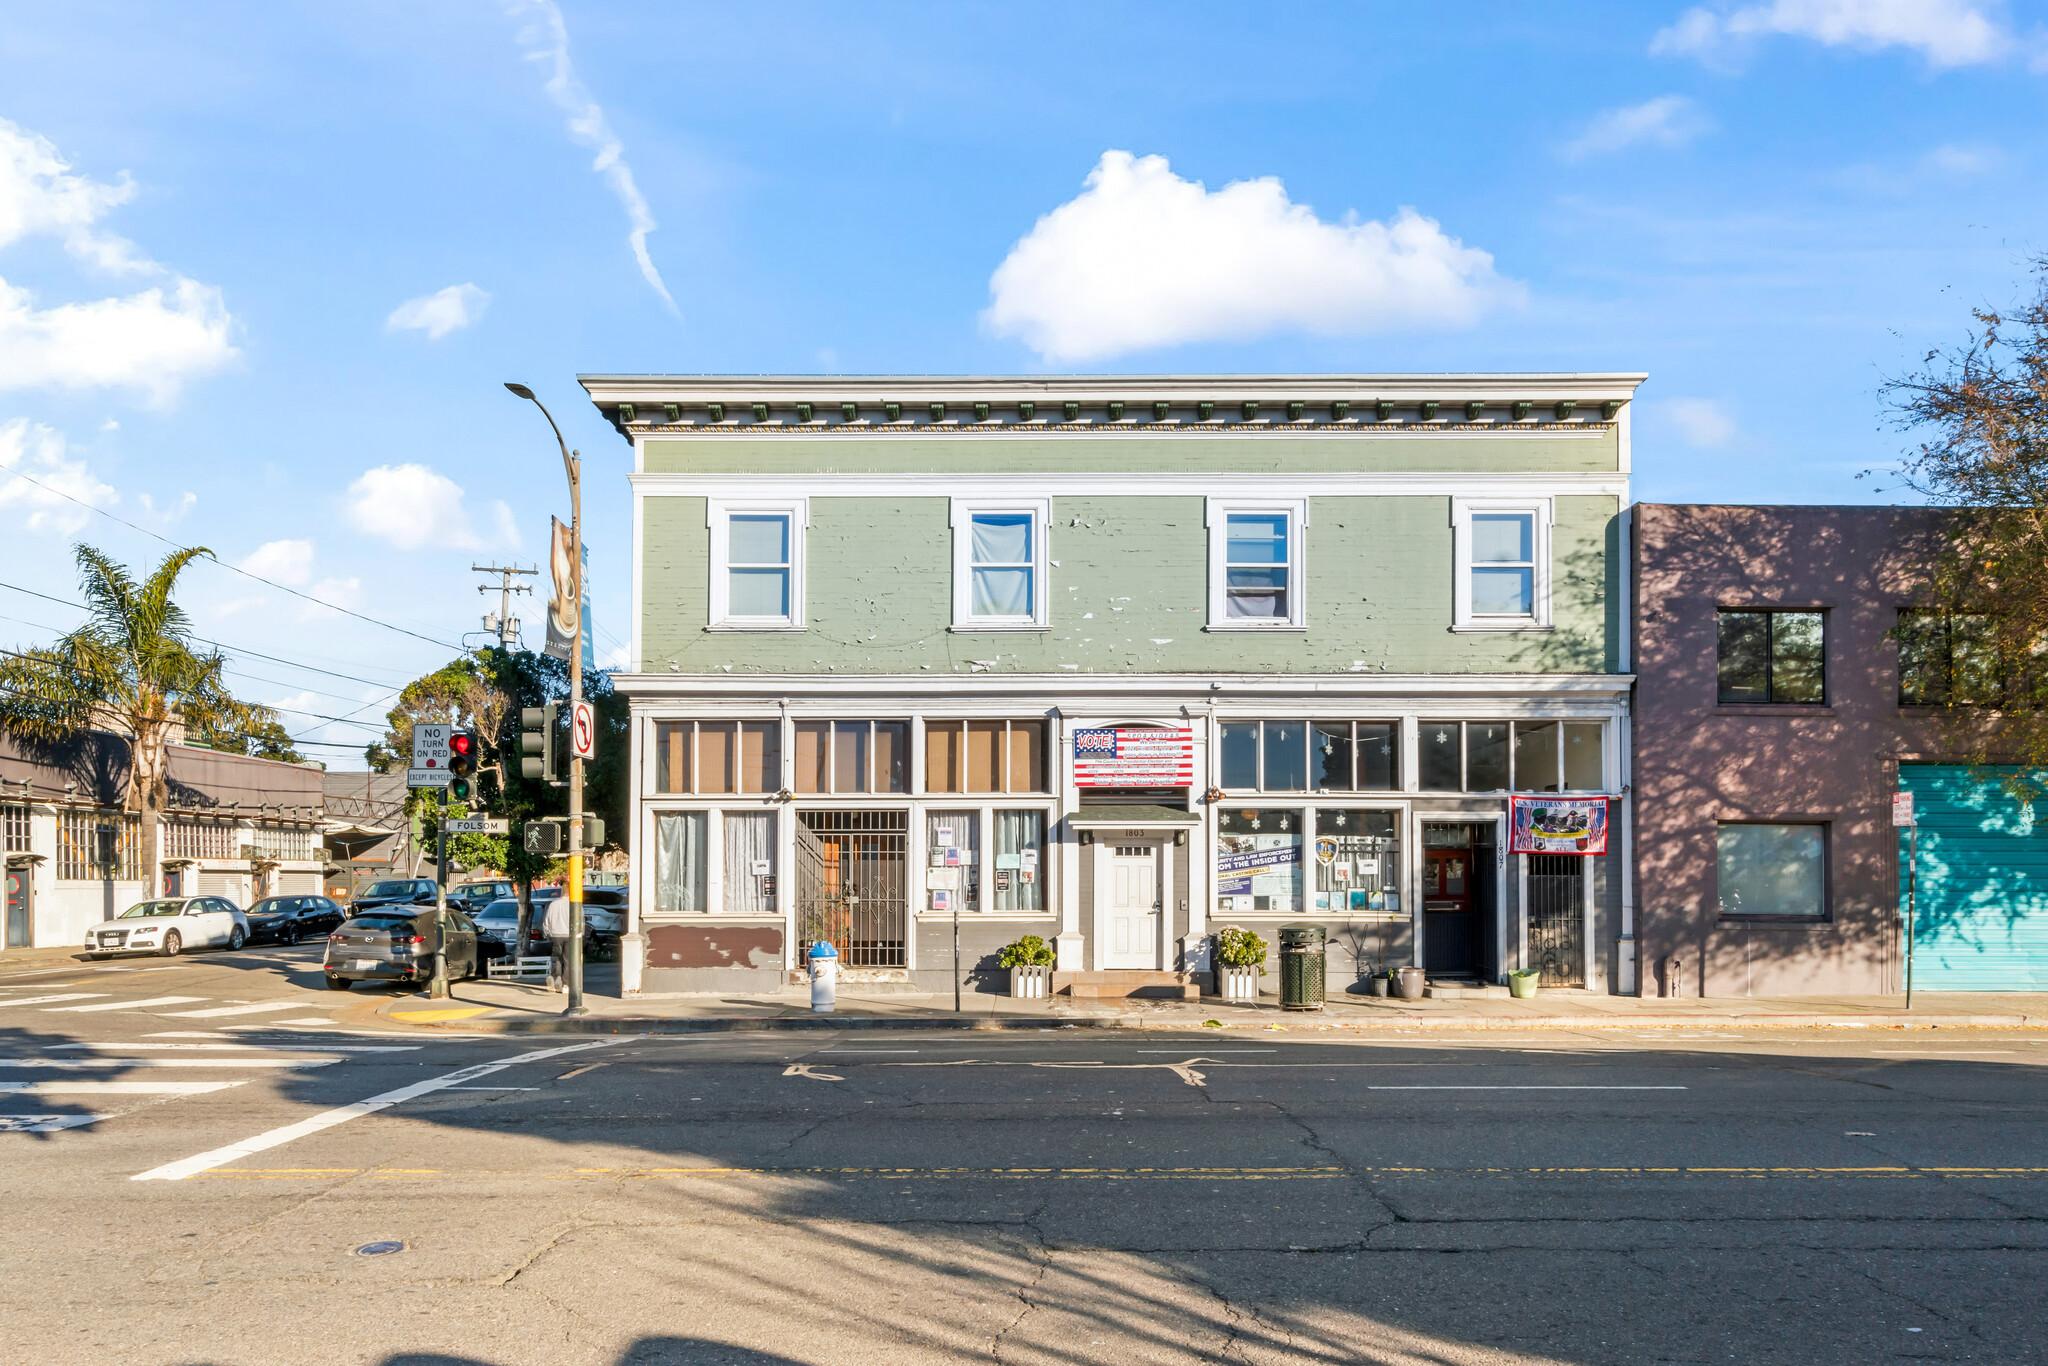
left=444, top=818, right=510, bottom=835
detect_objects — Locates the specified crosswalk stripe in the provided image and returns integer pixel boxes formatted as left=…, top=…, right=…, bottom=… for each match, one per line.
left=0, top=994, right=106, bottom=1007
left=0, top=1080, right=245, bottom=1095
left=0, top=1114, right=105, bottom=1132
left=43, top=996, right=206, bottom=1013
left=0, top=1058, right=341, bottom=1070
left=167, top=1001, right=343, bottom=1019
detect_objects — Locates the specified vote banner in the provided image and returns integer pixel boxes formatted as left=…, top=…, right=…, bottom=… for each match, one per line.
left=1071, top=727, right=1194, bottom=788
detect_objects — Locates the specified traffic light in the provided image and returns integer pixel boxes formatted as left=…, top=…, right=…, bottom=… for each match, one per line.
left=524, top=819, right=562, bottom=854
left=582, top=815, right=605, bottom=848
left=447, top=730, right=479, bottom=802
left=518, top=703, right=558, bottom=784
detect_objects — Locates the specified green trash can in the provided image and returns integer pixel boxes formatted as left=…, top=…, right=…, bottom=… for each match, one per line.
left=1279, top=925, right=1327, bottom=1011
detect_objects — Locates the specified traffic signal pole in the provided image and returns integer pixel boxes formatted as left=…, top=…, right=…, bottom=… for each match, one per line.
left=430, top=789, right=449, bottom=999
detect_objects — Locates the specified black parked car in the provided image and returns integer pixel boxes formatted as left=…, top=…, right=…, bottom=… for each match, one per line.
left=244, top=895, right=348, bottom=945
left=347, top=879, right=439, bottom=913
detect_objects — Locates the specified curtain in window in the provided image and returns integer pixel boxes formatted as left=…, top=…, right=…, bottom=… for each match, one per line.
left=722, top=811, right=775, bottom=913
left=656, top=812, right=707, bottom=913
left=971, top=514, right=1033, bottom=616
left=994, top=810, right=1043, bottom=911
left=926, top=811, right=979, bottom=911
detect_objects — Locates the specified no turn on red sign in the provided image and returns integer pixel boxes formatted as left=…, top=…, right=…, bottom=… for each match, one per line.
left=571, top=700, right=595, bottom=759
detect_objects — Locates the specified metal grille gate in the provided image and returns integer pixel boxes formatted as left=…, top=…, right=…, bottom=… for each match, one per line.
left=796, top=810, right=908, bottom=967
left=1527, top=854, right=1585, bottom=987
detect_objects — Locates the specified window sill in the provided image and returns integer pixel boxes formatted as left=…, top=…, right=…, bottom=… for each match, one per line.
left=948, top=622, right=1049, bottom=633
left=1450, top=621, right=1553, bottom=634
left=704, top=622, right=806, bottom=633
left=1717, top=916, right=1831, bottom=927
left=1204, top=622, right=1307, bottom=633
left=916, top=911, right=1055, bottom=921
left=1714, top=704, right=1835, bottom=717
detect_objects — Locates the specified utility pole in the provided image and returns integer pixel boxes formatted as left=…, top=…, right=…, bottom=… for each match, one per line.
left=473, top=563, right=536, bottom=649
left=505, top=383, right=589, bottom=1017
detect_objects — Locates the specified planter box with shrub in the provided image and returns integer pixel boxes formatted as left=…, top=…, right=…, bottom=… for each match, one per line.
left=999, top=935, right=1056, bottom=998
left=1212, top=926, right=1267, bottom=1001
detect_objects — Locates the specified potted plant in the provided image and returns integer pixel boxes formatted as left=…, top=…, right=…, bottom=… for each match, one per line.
left=1507, top=968, right=1540, bottom=999
left=999, top=934, right=1055, bottom=998
left=1213, top=926, right=1267, bottom=1001
left=1368, top=963, right=1391, bottom=997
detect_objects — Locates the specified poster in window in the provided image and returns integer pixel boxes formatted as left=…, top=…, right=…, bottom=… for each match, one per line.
left=1508, top=795, right=1609, bottom=854
left=1216, top=833, right=1302, bottom=912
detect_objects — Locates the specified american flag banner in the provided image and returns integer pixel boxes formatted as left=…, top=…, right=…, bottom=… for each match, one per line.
left=1070, top=727, right=1195, bottom=788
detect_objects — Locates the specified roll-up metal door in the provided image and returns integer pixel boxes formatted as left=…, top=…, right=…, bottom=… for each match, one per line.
left=279, top=871, right=320, bottom=895
left=1899, top=766, right=2048, bottom=990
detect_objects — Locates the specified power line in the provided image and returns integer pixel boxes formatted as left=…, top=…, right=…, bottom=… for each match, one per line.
left=0, top=465, right=465, bottom=650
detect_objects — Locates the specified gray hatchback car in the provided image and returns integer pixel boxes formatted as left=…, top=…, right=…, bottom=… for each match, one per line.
left=322, top=908, right=480, bottom=990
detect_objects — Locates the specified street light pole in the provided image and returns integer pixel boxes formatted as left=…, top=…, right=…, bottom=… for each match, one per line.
left=506, top=383, right=588, bottom=1018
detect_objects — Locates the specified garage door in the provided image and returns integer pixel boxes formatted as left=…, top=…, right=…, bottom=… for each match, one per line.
left=1899, top=766, right=2048, bottom=990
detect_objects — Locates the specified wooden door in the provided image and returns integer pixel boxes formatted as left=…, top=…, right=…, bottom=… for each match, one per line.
left=5, top=868, right=28, bottom=948
left=1101, top=844, right=1159, bottom=968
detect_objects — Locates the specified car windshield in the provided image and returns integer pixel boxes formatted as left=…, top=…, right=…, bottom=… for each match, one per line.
left=348, top=913, right=420, bottom=931
left=474, top=903, right=518, bottom=923
left=363, top=882, right=421, bottom=898
left=119, top=900, right=186, bottom=919
left=250, top=900, right=292, bottom=914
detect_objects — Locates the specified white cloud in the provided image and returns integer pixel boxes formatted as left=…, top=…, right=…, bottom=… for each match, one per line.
left=0, top=418, right=116, bottom=534
left=490, top=499, right=523, bottom=549
left=1663, top=397, right=1737, bottom=449
left=137, top=490, right=195, bottom=523
left=0, top=120, right=237, bottom=405
left=983, top=151, right=1518, bottom=363
left=1561, top=96, right=1713, bottom=160
left=386, top=283, right=490, bottom=340
left=1921, top=142, right=2001, bottom=174
left=344, top=463, right=483, bottom=551
left=237, top=538, right=315, bottom=587
left=506, top=0, right=676, bottom=313
left=1653, top=0, right=2009, bottom=69
left=298, top=576, right=363, bottom=622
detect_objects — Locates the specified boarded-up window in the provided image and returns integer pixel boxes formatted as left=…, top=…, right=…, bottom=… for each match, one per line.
left=654, top=721, right=779, bottom=794
left=924, top=720, right=1047, bottom=793
left=795, top=721, right=909, bottom=794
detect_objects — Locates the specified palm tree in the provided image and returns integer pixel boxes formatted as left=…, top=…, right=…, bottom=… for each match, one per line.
left=0, top=544, right=277, bottom=892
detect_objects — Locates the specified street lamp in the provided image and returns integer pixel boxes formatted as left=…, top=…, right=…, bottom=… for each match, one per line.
left=505, top=381, right=589, bottom=1018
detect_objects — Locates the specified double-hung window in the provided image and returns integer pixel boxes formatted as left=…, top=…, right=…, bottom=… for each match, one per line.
left=708, top=499, right=806, bottom=629
left=1451, top=498, right=1551, bottom=630
left=1207, top=498, right=1306, bottom=629
left=951, top=499, right=1049, bottom=630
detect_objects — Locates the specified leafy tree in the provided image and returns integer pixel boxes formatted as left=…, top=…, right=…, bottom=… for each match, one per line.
left=0, top=545, right=281, bottom=890
left=189, top=713, right=304, bottom=763
left=1884, top=258, right=2048, bottom=784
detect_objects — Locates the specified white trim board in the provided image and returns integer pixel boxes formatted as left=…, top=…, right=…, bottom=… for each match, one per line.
left=633, top=472, right=1627, bottom=499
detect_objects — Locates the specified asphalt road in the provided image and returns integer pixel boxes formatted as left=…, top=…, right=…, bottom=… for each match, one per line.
left=4, top=948, right=2047, bottom=1365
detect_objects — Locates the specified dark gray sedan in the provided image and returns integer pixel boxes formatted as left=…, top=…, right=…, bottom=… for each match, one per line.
left=322, top=909, right=480, bottom=990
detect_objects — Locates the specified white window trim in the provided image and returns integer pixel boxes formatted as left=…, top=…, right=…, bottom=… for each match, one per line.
left=1206, top=497, right=1308, bottom=631
left=707, top=498, right=808, bottom=631
left=950, top=498, right=1051, bottom=632
left=1451, top=496, right=1552, bottom=632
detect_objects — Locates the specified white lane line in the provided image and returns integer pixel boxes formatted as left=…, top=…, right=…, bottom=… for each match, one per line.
left=167, top=1001, right=343, bottom=1019
left=446, top=1086, right=538, bottom=1091
left=49, top=1043, right=417, bottom=1053
left=254, top=1018, right=337, bottom=1028
left=814, top=1050, right=920, bottom=1055
left=0, top=1114, right=105, bottom=1132
left=1136, top=1049, right=1276, bottom=1054
left=1368, top=1085, right=1689, bottom=1091
left=0, top=1080, right=245, bottom=1095
left=133, top=1039, right=618, bottom=1182
left=0, top=994, right=106, bottom=1007
left=44, top=996, right=205, bottom=1013
left=1872, top=1050, right=2015, bottom=1055
left=0, top=1058, right=342, bottom=1070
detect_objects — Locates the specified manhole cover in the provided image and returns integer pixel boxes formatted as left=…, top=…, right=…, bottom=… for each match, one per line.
left=355, top=1241, right=405, bottom=1257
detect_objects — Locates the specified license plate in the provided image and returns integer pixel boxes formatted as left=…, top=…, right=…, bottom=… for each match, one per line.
left=352, top=959, right=376, bottom=971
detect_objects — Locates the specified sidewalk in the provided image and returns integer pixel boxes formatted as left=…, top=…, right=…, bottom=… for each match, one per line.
left=375, top=969, right=2048, bottom=1034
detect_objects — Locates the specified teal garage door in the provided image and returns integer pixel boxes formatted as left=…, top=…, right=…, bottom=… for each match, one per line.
left=1899, top=766, right=2048, bottom=990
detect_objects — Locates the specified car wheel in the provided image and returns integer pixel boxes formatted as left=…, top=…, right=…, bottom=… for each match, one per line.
left=160, top=930, right=181, bottom=958
left=228, top=926, right=246, bottom=951
left=283, top=926, right=299, bottom=947
left=325, top=974, right=352, bottom=991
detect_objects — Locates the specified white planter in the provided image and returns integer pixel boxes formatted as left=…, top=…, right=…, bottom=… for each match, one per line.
left=1216, top=964, right=1261, bottom=1000
left=1009, top=964, right=1052, bottom=998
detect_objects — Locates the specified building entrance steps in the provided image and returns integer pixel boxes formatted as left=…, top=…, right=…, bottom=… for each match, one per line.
left=1425, top=981, right=1510, bottom=999
left=1053, top=970, right=1199, bottom=1000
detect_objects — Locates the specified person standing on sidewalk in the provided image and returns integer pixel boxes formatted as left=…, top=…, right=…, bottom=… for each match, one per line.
left=544, top=895, right=573, bottom=993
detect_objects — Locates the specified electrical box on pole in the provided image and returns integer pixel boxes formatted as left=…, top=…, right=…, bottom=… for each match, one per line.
left=518, top=704, right=559, bottom=785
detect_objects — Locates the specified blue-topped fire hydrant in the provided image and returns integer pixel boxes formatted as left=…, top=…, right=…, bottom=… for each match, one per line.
left=808, top=940, right=838, bottom=1014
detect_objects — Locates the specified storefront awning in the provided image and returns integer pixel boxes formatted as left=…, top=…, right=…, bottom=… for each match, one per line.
left=1067, top=805, right=1200, bottom=827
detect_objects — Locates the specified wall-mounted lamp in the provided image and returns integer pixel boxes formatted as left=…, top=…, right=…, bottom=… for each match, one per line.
left=1203, top=786, right=1227, bottom=804
left=775, top=788, right=794, bottom=803
left=1173, top=831, right=1187, bottom=847
left=1079, top=830, right=1094, bottom=846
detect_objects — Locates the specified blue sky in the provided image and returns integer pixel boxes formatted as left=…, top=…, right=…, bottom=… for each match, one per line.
left=0, top=0, right=2043, bottom=764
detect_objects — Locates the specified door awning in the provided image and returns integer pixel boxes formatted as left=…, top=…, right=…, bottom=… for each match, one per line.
left=1066, top=805, right=1200, bottom=827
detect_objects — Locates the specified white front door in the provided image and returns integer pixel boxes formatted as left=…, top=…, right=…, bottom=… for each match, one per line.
left=1101, top=844, right=1159, bottom=968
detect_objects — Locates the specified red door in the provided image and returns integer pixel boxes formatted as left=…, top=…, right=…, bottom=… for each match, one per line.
left=1424, top=848, right=1476, bottom=974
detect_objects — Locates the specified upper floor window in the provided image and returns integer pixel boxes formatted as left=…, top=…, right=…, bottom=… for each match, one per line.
left=794, top=720, right=909, bottom=794
left=924, top=719, right=1048, bottom=793
left=655, top=721, right=781, bottom=794
left=1451, top=499, right=1551, bottom=631
left=1207, top=499, right=1306, bottom=629
left=951, top=500, right=1049, bottom=630
left=1717, top=610, right=1825, bottom=704
left=708, top=499, right=806, bottom=630
left=1219, top=720, right=1398, bottom=792
left=1897, top=610, right=2020, bottom=707
left=1420, top=719, right=1604, bottom=792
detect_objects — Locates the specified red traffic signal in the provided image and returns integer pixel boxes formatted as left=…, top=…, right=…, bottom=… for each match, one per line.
left=449, top=732, right=475, bottom=760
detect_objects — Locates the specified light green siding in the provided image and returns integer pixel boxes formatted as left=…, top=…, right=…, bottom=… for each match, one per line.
left=642, top=430, right=1620, bottom=476
left=640, top=493, right=1620, bottom=675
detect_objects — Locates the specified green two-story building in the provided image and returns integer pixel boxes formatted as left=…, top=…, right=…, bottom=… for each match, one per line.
left=582, top=374, right=1641, bottom=999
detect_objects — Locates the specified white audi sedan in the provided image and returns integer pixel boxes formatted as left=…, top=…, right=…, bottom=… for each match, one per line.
left=86, top=896, right=249, bottom=958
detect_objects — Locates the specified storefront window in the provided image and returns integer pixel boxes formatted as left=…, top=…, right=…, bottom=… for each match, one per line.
left=994, top=810, right=1044, bottom=911
left=1514, top=721, right=1560, bottom=792
left=722, top=811, right=776, bottom=913
left=1717, top=823, right=1826, bottom=919
left=1216, top=807, right=1303, bottom=913
left=1563, top=723, right=1603, bottom=791
left=655, top=812, right=707, bottom=912
left=1225, top=721, right=1397, bottom=792
left=925, top=811, right=980, bottom=911
left=1425, top=720, right=1595, bottom=793
left=1312, top=810, right=1400, bottom=916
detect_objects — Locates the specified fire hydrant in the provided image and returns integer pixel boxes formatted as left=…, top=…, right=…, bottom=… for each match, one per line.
left=808, top=940, right=838, bottom=1014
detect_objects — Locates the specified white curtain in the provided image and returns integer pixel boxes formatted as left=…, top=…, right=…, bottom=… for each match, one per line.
left=657, top=812, right=707, bottom=913
left=995, top=810, right=1043, bottom=912
left=927, top=811, right=979, bottom=911
left=723, top=811, right=775, bottom=913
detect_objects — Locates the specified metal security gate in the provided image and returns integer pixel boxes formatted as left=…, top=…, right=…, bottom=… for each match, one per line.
left=796, top=810, right=908, bottom=967
left=1900, top=766, right=2048, bottom=990
left=1527, top=854, right=1585, bottom=987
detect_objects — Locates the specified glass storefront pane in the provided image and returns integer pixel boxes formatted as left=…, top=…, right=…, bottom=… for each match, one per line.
left=1216, top=807, right=1303, bottom=913
left=697, top=722, right=734, bottom=794
left=1563, top=723, right=1604, bottom=791
left=793, top=722, right=829, bottom=794
left=1514, top=721, right=1560, bottom=793
left=1007, top=721, right=1046, bottom=793
left=738, top=722, right=780, bottom=794
left=723, top=811, right=776, bottom=913
left=926, top=810, right=980, bottom=911
left=1220, top=722, right=1259, bottom=790
left=994, top=810, right=1044, bottom=911
left=1263, top=721, right=1307, bottom=791
left=1467, top=723, right=1509, bottom=791
left=1357, top=723, right=1397, bottom=790
left=1313, top=723, right=1353, bottom=791
left=655, top=812, right=707, bottom=913
left=1312, top=810, right=1400, bottom=916
left=874, top=721, right=908, bottom=793
left=832, top=722, right=870, bottom=793
left=655, top=721, right=691, bottom=794
left=1420, top=722, right=1463, bottom=791
left=965, top=721, right=1002, bottom=792
left=1716, top=824, right=1825, bottom=918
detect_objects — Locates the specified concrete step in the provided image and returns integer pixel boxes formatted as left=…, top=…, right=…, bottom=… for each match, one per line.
left=1426, top=983, right=1510, bottom=999
left=1055, top=970, right=1199, bottom=1001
